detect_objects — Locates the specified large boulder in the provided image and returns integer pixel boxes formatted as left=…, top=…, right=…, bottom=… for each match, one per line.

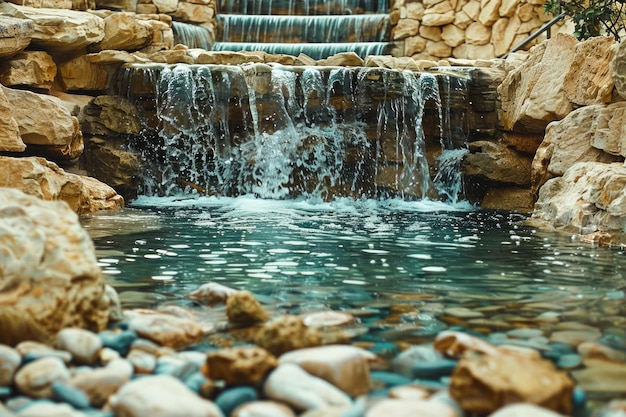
left=98, top=12, right=153, bottom=51
left=611, top=39, right=626, bottom=100
left=0, top=87, right=25, bottom=153
left=0, top=16, right=34, bottom=59
left=497, top=33, right=577, bottom=133
left=0, top=156, right=124, bottom=214
left=0, top=187, right=116, bottom=345
left=0, top=50, right=57, bottom=91
left=0, top=3, right=104, bottom=52
left=529, top=162, right=626, bottom=238
left=2, top=86, right=83, bottom=161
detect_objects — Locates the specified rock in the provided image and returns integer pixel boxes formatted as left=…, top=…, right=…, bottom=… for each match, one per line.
left=571, top=359, right=626, bottom=395
left=0, top=345, right=21, bottom=387
left=255, top=315, right=322, bottom=356
left=0, top=51, right=56, bottom=91
left=388, top=385, right=431, bottom=399
left=108, top=374, right=224, bottom=417
left=14, top=357, right=70, bottom=398
left=125, top=310, right=204, bottom=349
left=14, top=401, right=84, bottom=417
left=434, top=330, right=500, bottom=357
left=0, top=87, right=25, bottom=152
left=578, top=342, right=626, bottom=363
left=226, top=291, right=269, bottom=325
left=0, top=188, right=115, bottom=345
left=204, top=347, right=278, bottom=386
left=51, top=381, right=91, bottom=410
left=529, top=162, right=626, bottom=236
left=487, top=403, right=567, bottom=417
left=16, top=341, right=72, bottom=364
left=127, top=349, right=157, bottom=374
left=2, top=86, right=82, bottom=158
left=0, top=16, right=33, bottom=59
left=216, top=386, right=258, bottom=416
left=0, top=157, right=123, bottom=213
left=99, top=330, right=137, bottom=356
left=187, top=282, right=239, bottom=305
left=480, top=187, right=534, bottom=212
left=99, top=13, right=153, bottom=51
left=450, top=349, right=574, bottom=415
left=69, top=358, right=133, bottom=407
left=0, top=3, right=105, bottom=52
left=80, top=96, right=142, bottom=136
left=465, top=22, right=491, bottom=45
left=592, top=102, right=626, bottom=157
left=232, top=400, right=296, bottom=417
left=563, top=36, right=615, bottom=106
left=279, top=345, right=376, bottom=397
left=364, top=398, right=457, bottom=417
left=498, top=34, right=577, bottom=133
left=550, top=329, right=602, bottom=347
left=611, top=39, right=626, bottom=100
left=55, top=328, right=103, bottom=365
left=317, top=52, right=364, bottom=67
left=531, top=105, right=622, bottom=195
left=263, top=363, right=352, bottom=411
left=463, top=140, right=532, bottom=185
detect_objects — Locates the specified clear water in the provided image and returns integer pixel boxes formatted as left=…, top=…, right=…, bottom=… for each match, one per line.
left=84, top=195, right=626, bottom=342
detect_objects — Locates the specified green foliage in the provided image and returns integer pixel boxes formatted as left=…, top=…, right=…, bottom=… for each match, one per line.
left=545, top=0, right=626, bottom=41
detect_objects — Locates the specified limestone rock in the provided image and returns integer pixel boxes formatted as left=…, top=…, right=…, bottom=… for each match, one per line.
left=531, top=105, right=622, bottom=195
left=480, top=187, right=534, bottom=212
left=2, top=86, right=83, bottom=160
left=204, top=347, right=278, bottom=386
left=0, top=50, right=56, bottom=91
left=232, top=401, right=296, bottom=417
left=450, top=349, right=573, bottom=414
left=0, top=3, right=105, bottom=52
left=14, top=357, right=70, bottom=398
left=81, top=137, right=140, bottom=198
left=99, top=13, right=153, bottom=51
left=434, top=330, right=500, bottom=358
left=0, top=16, right=33, bottom=59
left=317, top=52, right=364, bottom=67
left=592, top=102, right=626, bottom=157
left=108, top=375, right=224, bottom=417
left=422, top=10, right=455, bottom=26
left=80, top=96, right=142, bottom=136
left=187, top=282, right=239, bottom=305
left=465, top=22, right=490, bottom=45
left=171, top=2, right=214, bottom=23
left=125, top=309, right=204, bottom=349
left=0, top=187, right=115, bottom=345
left=393, top=19, right=420, bottom=40
left=226, top=290, right=269, bottom=326
left=279, top=345, right=375, bottom=397
left=463, top=140, right=533, bottom=185
left=0, top=156, right=123, bottom=213
left=255, top=315, right=322, bottom=356
left=563, top=36, right=615, bottom=106
left=611, top=38, right=626, bottom=100
left=153, top=0, right=178, bottom=13
left=441, top=24, right=465, bottom=48
left=0, top=87, right=25, bottom=153
left=478, top=0, right=502, bottom=25
left=364, top=398, right=457, bottom=417
left=530, top=162, right=626, bottom=236
left=0, top=345, right=21, bottom=386
left=498, top=34, right=577, bottom=133
left=264, top=363, right=352, bottom=411
left=55, top=328, right=103, bottom=365
left=488, top=403, right=567, bottom=417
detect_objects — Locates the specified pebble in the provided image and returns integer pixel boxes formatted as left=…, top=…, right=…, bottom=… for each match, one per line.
left=0, top=345, right=21, bottom=386
left=557, top=353, right=583, bottom=370
left=108, top=375, right=223, bottom=417
left=14, top=357, right=70, bottom=399
left=69, top=360, right=133, bottom=407
left=216, top=386, right=258, bottom=416
left=391, top=345, right=442, bottom=378
left=126, top=311, right=204, bottom=349
left=55, top=328, right=103, bottom=365
left=226, top=290, right=269, bottom=325
left=370, top=371, right=412, bottom=388
left=51, top=381, right=90, bottom=410
left=578, top=342, right=626, bottom=363
left=99, top=330, right=138, bottom=356
left=507, top=328, right=544, bottom=339
left=127, top=349, right=157, bottom=374
left=443, top=307, right=484, bottom=319
left=487, top=403, right=567, bottom=417
left=388, top=385, right=430, bottom=400
left=279, top=345, right=376, bottom=397
left=263, top=363, right=352, bottom=411
left=14, top=401, right=85, bottom=417
left=410, top=359, right=457, bottom=380
left=232, top=400, right=297, bottom=417
left=16, top=341, right=72, bottom=365
left=550, top=330, right=602, bottom=347
left=184, top=371, right=208, bottom=394
left=364, top=398, right=458, bottom=417
left=187, top=282, right=239, bottom=304
left=205, top=347, right=277, bottom=386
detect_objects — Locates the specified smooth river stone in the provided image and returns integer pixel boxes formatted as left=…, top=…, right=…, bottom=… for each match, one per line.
left=0, top=345, right=21, bottom=386
left=216, top=386, right=257, bottom=416
left=16, top=341, right=72, bottom=364
left=127, top=349, right=157, bottom=374
left=578, top=342, right=626, bottom=363
left=391, top=344, right=443, bottom=378
left=488, top=403, right=567, bottom=417
left=443, top=307, right=484, bottom=319
left=14, top=401, right=86, bottom=417
left=364, top=398, right=458, bottom=417
left=55, top=328, right=102, bottom=365
left=109, top=374, right=224, bottom=417
left=550, top=330, right=602, bottom=347
left=205, top=346, right=278, bottom=386
left=232, top=400, right=296, bottom=417
left=14, top=357, right=70, bottom=398
left=279, top=345, right=376, bottom=397
left=571, top=359, right=626, bottom=394
left=69, top=358, right=133, bottom=407
left=264, top=363, right=352, bottom=411
left=507, top=328, right=544, bottom=339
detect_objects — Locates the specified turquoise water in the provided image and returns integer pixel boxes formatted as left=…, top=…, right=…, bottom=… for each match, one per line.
left=84, top=196, right=626, bottom=338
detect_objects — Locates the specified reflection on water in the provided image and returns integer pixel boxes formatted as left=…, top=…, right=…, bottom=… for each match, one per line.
left=83, top=196, right=626, bottom=337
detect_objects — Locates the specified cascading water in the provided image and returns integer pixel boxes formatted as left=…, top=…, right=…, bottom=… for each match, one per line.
left=212, top=0, right=392, bottom=59
left=172, top=22, right=213, bottom=50
left=119, top=63, right=470, bottom=203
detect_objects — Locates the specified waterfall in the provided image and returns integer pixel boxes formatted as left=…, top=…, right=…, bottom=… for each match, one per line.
left=172, top=22, right=213, bottom=50
left=121, top=63, right=469, bottom=202
left=212, top=0, right=392, bottom=59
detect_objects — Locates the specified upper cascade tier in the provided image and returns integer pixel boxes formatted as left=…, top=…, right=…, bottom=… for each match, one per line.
left=217, top=0, right=388, bottom=15
left=211, top=42, right=392, bottom=60
left=218, top=14, right=390, bottom=43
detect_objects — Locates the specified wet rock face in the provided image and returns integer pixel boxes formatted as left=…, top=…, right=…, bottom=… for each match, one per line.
left=0, top=187, right=114, bottom=345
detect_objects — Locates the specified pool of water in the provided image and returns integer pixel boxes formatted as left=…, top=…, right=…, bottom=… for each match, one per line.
left=83, top=195, right=626, bottom=346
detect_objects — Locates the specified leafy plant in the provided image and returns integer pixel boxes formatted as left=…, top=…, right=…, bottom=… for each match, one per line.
left=545, top=0, right=626, bottom=41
